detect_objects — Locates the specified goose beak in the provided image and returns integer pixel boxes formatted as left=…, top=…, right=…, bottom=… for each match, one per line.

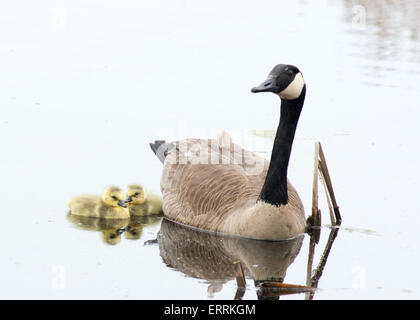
left=118, top=200, right=127, bottom=208
left=251, top=77, right=278, bottom=93
left=125, top=196, right=132, bottom=203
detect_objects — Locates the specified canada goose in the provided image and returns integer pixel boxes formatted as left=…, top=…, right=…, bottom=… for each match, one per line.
left=67, top=186, right=130, bottom=219
left=125, top=184, right=163, bottom=216
left=150, top=64, right=307, bottom=240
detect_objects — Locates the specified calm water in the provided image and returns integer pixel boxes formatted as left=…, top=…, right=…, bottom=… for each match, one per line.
left=1, top=0, right=420, bottom=299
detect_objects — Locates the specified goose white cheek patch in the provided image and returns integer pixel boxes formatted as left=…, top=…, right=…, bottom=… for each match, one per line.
left=278, top=72, right=305, bottom=100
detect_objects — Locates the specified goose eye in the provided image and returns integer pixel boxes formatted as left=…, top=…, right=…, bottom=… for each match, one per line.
left=288, top=71, right=293, bottom=77
left=134, top=192, right=140, bottom=196
left=112, top=196, right=118, bottom=200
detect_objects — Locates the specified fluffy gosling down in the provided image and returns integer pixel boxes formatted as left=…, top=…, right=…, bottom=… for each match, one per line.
left=68, top=186, right=130, bottom=219
left=125, top=184, right=163, bottom=216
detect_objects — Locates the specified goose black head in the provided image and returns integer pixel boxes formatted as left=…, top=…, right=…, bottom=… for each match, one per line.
left=251, top=64, right=305, bottom=100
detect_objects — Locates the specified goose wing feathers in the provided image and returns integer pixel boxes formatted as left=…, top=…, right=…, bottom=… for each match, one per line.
left=159, top=138, right=302, bottom=232
left=161, top=138, right=268, bottom=229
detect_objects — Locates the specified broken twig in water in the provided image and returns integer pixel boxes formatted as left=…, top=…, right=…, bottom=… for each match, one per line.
left=257, top=282, right=315, bottom=298
left=234, top=261, right=246, bottom=288
left=311, top=142, right=321, bottom=228
left=311, top=142, right=341, bottom=229
left=318, top=143, right=342, bottom=225
left=305, top=143, right=342, bottom=299
left=233, top=261, right=246, bottom=300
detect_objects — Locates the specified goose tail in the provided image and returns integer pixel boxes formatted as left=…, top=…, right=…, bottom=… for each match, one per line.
left=149, top=140, right=174, bottom=164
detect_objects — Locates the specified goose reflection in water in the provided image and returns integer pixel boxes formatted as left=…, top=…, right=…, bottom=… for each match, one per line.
left=67, top=213, right=162, bottom=245
left=157, top=219, right=339, bottom=300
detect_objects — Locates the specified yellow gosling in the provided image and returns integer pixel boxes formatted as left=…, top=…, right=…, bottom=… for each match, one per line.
left=68, top=186, right=130, bottom=219
left=125, top=184, right=163, bottom=216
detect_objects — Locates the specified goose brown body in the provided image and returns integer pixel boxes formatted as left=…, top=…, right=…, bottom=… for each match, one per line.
left=160, top=137, right=306, bottom=240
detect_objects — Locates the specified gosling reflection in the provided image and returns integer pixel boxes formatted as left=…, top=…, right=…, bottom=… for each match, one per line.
left=67, top=213, right=163, bottom=245
left=124, top=215, right=162, bottom=240
left=157, top=219, right=304, bottom=299
left=67, top=214, right=129, bottom=245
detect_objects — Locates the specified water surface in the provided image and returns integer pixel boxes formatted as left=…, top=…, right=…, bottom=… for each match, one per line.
left=1, top=0, right=420, bottom=299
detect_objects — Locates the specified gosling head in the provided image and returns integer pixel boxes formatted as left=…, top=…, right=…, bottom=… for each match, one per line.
left=251, top=64, right=305, bottom=100
left=125, top=184, right=146, bottom=205
left=102, top=186, right=127, bottom=208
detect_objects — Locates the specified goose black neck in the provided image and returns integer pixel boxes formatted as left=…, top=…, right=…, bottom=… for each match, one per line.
left=258, top=86, right=305, bottom=206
